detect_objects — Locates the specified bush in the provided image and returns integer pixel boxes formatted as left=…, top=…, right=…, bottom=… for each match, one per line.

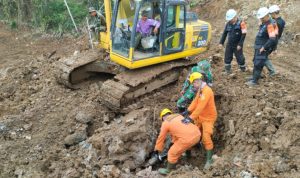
left=0, top=0, right=89, bottom=34
left=39, top=0, right=87, bottom=33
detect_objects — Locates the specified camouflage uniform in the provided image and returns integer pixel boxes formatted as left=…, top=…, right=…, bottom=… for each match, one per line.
left=177, top=60, right=213, bottom=112
left=89, top=8, right=106, bottom=42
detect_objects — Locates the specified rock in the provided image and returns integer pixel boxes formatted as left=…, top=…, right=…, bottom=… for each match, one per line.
left=125, top=118, right=135, bottom=126
left=75, top=111, right=93, bottom=124
left=99, top=165, right=121, bottom=178
left=23, top=123, right=32, bottom=131
left=0, top=123, right=8, bottom=133
left=62, top=168, right=81, bottom=178
left=108, top=137, right=124, bottom=154
left=229, top=120, right=235, bottom=135
left=64, top=132, right=87, bottom=146
left=31, top=74, right=39, bottom=80
left=229, top=73, right=237, bottom=79
left=275, top=161, right=290, bottom=173
left=259, top=137, right=271, bottom=150
left=240, top=170, right=253, bottom=178
left=255, top=112, right=262, bottom=117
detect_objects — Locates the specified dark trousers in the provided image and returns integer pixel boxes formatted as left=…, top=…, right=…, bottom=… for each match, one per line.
left=225, top=44, right=246, bottom=70
left=252, top=49, right=268, bottom=83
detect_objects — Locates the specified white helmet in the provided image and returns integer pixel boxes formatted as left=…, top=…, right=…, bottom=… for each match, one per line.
left=269, top=5, right=280, bottom=13
left=257, top=7, right=269, bottom=19
left=226, top=9, right=237, bottom=21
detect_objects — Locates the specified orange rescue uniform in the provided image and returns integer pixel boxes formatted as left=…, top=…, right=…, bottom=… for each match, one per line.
left=154, top=114, right=201, bottom=164
left=188, top=85, right=217, bottom=150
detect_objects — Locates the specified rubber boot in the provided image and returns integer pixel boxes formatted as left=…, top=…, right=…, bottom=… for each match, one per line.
left=204, top=150, right=213, bottom=170
left=224, top=64, right=231, bottom=74
left=158, top=162, right=176, bottom=175
left=239, top=65, right=246, bottom=72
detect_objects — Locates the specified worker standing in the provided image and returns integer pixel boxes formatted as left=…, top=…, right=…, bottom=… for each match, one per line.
left=177, top=60, right=213, bottom=112
left=88, top=7, right=106, bottom=42
left=246, top=7, right=278, bottom=86
left=183, top=72, right=217, bottom=169
left=219, top=9, right=247, bottom=74
left=154, top=109, right=201, bottom=175
left=264, top=5, right=286, bottom=76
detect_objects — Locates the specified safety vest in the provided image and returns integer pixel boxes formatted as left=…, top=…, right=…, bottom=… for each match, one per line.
left=225, top=19, right=243, bottom=44
left=254, top=19, right=277, bottom=49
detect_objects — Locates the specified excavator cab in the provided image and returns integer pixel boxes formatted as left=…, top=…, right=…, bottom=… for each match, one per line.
left=109, top=0, right=211, bottom=69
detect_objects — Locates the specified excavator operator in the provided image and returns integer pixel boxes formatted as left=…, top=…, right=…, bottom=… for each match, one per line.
left=135, top=10, right=160, bottom=49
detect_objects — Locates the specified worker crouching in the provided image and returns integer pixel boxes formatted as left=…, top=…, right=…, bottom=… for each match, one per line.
left=154, top=108, right=201, bottom=175
left=183, top=72, right=217, bottom=169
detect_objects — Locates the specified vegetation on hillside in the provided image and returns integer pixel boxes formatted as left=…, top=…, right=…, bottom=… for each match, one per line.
left=0, top=0, right=102, bottom=33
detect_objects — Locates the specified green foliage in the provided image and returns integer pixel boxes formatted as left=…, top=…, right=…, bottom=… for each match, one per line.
left=0, top=0, right=90, bottom=33
left=10, top=20, right=18, bottom=29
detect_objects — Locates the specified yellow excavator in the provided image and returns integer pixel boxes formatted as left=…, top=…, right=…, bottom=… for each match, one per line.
left=57, top=0, right=211, bottom=110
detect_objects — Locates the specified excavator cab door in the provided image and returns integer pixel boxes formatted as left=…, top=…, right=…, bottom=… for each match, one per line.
left=162, top=2, right=186, bottom=55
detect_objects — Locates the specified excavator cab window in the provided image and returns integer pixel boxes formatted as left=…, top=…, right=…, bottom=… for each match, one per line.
left=111, top=0, right=136, bottom=57
left=132, top=1, right=162, bottom=60
left=162, top=3, right=185, bottom=55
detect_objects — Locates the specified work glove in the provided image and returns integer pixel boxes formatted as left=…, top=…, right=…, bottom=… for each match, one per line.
left=153, top=151, right=163, bottom=161
left=181, top=110, right=190, bottom=117
left=181, top=116, right=194, bottom=124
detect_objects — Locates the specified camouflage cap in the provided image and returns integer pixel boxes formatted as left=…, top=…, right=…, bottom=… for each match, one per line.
left=89, top=7, right=96, bottom=13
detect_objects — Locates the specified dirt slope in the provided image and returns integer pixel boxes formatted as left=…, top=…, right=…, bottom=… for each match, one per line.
left=0, top=0, right=299, bottom=177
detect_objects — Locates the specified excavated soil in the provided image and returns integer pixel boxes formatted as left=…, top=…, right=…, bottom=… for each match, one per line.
left=0, top=0, right=300, bottom=177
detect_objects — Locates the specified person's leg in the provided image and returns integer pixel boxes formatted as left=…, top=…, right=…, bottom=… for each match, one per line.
left=247, top=50, right=266, bottom=86
left=201, top=121, right=215, bottom=170
left=234, top=47, right=246, bottom=72
left=134, top=33, right=142, bottom=49
left=158, top=141, right=185, bottom=175
left=264, top=59, right=276, bottom=76
left=224, top=45, right=233, bottom=74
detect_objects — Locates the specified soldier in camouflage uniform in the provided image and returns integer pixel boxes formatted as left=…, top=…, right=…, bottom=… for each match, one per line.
left=177, top=59, right=213, bottom=112
left=89, top=7, right=106, bottom=42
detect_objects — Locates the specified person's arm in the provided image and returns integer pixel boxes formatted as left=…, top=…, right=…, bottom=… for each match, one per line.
left=263, top=23, right=277, bottom=51
left=277, top=19, right=285, bottom=39
left=188, top=89, right=200, bottom=113
left=154, top=122, right=169, bottom=152
left=181, top=75, right=191, bottom=93
left=149, top=19, right=160, bottom=34
left=219, top=24, right=228, bottom=45
left=189, top=88, right=211, bottom=121
left=238, top=21, right=247, bottom=47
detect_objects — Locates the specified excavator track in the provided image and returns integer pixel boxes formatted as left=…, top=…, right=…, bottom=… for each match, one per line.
left=56, top=49, right=124, bottom=88
left=99, top=59, right=200, bottom=111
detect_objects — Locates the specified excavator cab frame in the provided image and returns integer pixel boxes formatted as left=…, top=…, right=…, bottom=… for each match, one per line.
left=108, top=0, right=210, bottom=69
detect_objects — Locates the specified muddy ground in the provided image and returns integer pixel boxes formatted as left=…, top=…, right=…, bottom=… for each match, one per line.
left=0, top=0, right=299, bottom=178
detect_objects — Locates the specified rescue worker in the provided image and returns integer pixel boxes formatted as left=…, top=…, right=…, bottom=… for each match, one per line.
left=264, top=5, right=286, bottom=76
left=183, top=72, right=217, bottom=169
left=88, top=7, right=106, bottom=41
left=219, top=9, right=247, bottom=74
left=246, top=7, right=278, bottom=86
left=154, top=109, right=201, bottom=175
left=177, top=60, right=213, bottom=112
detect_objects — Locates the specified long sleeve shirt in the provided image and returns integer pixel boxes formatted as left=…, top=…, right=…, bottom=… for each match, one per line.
left=136, top=19, right=160, bottom=36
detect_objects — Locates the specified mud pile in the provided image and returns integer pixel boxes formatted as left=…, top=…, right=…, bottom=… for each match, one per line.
left=89, top=108, right=156, bottom=170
